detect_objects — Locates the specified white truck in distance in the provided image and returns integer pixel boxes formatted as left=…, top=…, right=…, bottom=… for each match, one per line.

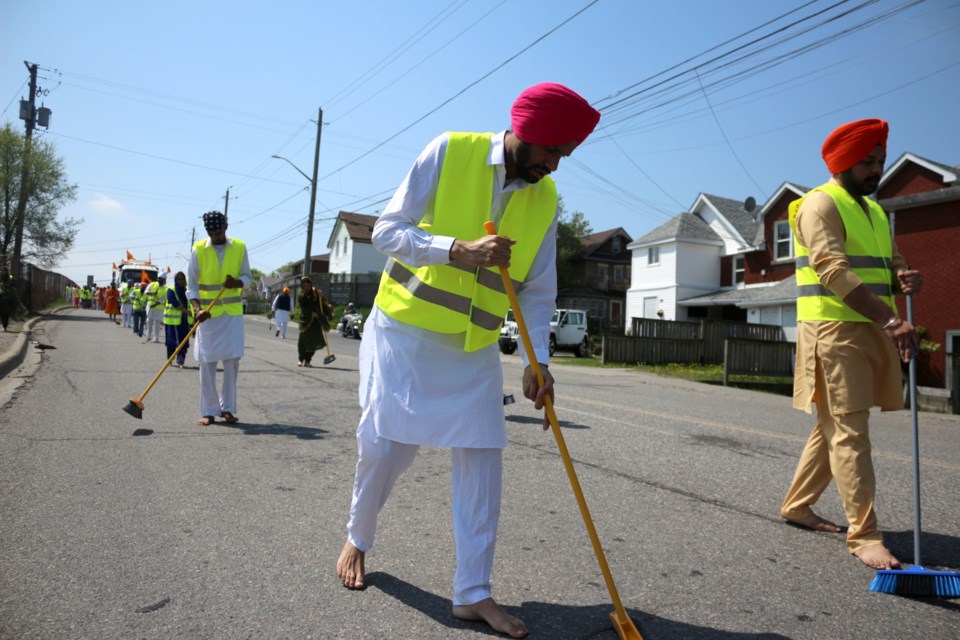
left=498, top=308, right=590, bottom=358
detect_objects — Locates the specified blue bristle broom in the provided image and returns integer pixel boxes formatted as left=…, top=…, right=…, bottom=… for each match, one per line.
left=869, top=294, right=960, bottom=598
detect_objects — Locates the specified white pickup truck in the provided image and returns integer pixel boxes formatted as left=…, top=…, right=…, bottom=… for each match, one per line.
left=499, top=308, right=591, bottom=358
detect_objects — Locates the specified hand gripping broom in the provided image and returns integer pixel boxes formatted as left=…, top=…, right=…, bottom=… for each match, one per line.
left=484, top=222, right=644, bottom=639
left=122, top=288, right=225, bottom=419
left=869, top=294, right=960, bottom=597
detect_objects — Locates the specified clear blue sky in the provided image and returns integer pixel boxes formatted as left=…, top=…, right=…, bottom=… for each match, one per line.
left=3, top=0, right=958, bottom=286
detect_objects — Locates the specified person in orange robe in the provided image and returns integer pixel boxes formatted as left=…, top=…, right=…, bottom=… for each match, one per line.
left=104, top=282, right=121, bottom=324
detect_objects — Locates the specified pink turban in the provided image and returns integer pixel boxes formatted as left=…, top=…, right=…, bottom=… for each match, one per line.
left=510, top=82, right=600, bottom=146
left=821, top=118, right=889, bottom=174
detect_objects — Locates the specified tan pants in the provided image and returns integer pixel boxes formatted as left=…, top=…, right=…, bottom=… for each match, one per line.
left=781, top=360, right=883, bottom=553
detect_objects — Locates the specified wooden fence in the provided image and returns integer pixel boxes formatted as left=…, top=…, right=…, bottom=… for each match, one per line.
left=624, top=318, right=787, bottom=365
left=722, top=338, right=796, bottom=386
left=601, top=336, right=702, bottom=365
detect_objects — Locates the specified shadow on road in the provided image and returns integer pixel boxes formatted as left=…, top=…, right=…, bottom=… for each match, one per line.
left=368, top=571, right=792, bottom=639
left=884, top=528, right=960, bottom=573
left=220, top=422, right=328, bottom=440
left=506, top=414, right=589, bottom=430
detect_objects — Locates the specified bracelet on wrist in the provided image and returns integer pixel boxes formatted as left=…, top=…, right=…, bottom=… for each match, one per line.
left=881, top=316, right=901, bottom=330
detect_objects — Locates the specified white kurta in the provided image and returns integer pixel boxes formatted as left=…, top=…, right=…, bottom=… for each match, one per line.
left=186, top=238, right=252, bottom=363
left=359, top=130, right=558, bottom=449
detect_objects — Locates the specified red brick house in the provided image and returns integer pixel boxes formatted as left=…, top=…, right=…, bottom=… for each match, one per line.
left=878, top=153, right=960, bottom=388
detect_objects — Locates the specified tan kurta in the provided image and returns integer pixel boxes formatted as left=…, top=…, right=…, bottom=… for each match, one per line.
left=792, top=182, right=906, bottom=415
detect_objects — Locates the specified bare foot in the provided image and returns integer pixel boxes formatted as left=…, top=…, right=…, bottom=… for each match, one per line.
left=784, top=512, right=842, bottom=533
left=854, top=544, right=901, bottom=570
left=453, top=598, right=528, bottom=639
left=197, top=416, right=215, bottom=426
left=336, top=541, right=366, bottom=589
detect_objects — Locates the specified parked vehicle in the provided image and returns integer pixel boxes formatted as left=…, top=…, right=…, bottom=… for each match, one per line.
left=498, top=309, right=518, bottom=354
left=549, top=308, right=590, bottom=357
left=338, top=305, right=363, bottom=339
left=116, top=259, right=160, bottom=285
left=498, top=308, right=591, bottom=357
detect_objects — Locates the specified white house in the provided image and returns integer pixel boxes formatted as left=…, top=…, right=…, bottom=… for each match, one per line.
left=327, top=211, right=387, bottom=279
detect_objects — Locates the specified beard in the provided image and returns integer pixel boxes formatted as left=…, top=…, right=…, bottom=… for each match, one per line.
left=840, top=170, right=880, bottom=197
left=513, top=141, right=550, bottom=184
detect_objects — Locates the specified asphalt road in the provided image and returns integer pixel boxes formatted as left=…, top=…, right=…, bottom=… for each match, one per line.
left=0, top=308, right=957, bottom=639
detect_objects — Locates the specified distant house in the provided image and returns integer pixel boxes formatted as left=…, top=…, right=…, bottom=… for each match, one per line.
left=625, top=152, right=959, bottom=390
left=626, top=192, right=800, bottom=337
left=327, top=211, right=386, bottom=280
left=557, top=227, right=632, bottom=332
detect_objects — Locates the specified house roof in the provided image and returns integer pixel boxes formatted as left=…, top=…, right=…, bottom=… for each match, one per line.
left=631, top=212, right=720, bottom=245
left=337, top=211, right=378, bottom=243
left=701, top=193, right=760, bottom=245
left=677, top=277, right=796, bottom=307
left=258, top=276, right=280, bottom=288
left=881, top=151, right=958, bottom=189
left=580, top=227, right=632, bottom=255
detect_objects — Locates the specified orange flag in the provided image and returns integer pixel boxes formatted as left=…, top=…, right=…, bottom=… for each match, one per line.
left=141, top=271, right=152, bottom=284
left=166, top=266, right=172, bottom=273
left=126, top=250, right=135, bottom=261
left=112, top=262, right=117, bottom=270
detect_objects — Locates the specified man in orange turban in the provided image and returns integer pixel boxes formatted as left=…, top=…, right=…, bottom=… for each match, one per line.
left=781, top=119, right=923, bottom=571
left=336, top=82, right=599, bottom=639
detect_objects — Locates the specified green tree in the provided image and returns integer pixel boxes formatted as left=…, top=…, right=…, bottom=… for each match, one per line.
left=555, top=196, right=593, bottom=290
left=0, top=123, right=80, bottom=268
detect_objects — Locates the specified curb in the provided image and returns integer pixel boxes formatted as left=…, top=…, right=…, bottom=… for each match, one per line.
left=0, top=316, right=38, bottom=381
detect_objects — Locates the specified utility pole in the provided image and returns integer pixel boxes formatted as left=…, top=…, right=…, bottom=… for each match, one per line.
left=303, top=107, right=323, bottom=277
left=11, top=62, right=38, bottom=282
left=224, top=188, right=231, bottom=219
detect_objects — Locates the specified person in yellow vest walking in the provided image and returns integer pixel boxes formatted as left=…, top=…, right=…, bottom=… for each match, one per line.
left=131, top=283, right=147, bottom=337
left=334, top=82, right=599, bottom=639
left=780, top=119, right=922, bottom=571
left=144, top=273, right=168, bottom=344
left=187, top=211, right=251, bottom=427
left=163, top=271, right=193, bottom=368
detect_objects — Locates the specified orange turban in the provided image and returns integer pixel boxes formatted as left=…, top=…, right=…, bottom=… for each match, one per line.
left=510, top=82, right=600, bottom=147
left=821, top=118, right=889, bottom=174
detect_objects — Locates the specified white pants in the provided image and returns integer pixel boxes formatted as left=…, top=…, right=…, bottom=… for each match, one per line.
left=347, top=419, right=503, bottom=606
left=198, top=358, right=239, bottom=418
left=145, top=307, right=165, bottom=341
left=121, top=304, right=132, bottom=327
left=273, top=309, right=290, bottom=338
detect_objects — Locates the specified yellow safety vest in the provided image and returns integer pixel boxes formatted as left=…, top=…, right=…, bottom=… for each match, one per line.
left=193, top=238, right=245, bottom=317
left=375, top=131, right=557, bottom=351
left=132, top=288, right=146, bottom=311
left=164, top=287, right=194, bottom=326
left=791, top=182, right=896, bottom=322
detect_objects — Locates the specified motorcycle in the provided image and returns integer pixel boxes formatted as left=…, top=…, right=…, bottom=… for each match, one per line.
left=338, top=310, right=363, bottom=339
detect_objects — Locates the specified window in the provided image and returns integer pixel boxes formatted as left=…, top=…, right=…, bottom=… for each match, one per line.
left=335, top=240, right=340, bottom=256
left=613, top=265, right=624, bottom=284
left=612, top=236, right=621, bottom=253
left=774, top=221, right=792, bottom=260
left=648, top=246, right=660, bottom=265
left=598, top=263, right=609, bottom=289
left=734, top=255, right=745, bottom=284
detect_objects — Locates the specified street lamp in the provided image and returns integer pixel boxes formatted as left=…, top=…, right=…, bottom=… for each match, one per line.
left=271, top=107, right=323, bottom=277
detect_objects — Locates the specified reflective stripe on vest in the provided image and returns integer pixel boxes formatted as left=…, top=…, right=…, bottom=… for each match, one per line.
left=193, top=238, right=245, bottom=317
left=790, top=182, right=896, bottom=322
left=375, top=132, right=557, bottom=351
left=164, top=289, right=195, bottom=326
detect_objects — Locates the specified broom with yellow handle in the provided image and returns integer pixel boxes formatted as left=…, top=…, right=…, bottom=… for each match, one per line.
left=122, top=288, right=224, bottom=419
left=483, top=221, right=644, bottom=640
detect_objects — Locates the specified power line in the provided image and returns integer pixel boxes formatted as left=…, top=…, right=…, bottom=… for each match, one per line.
left=315, top=0, right=602, bottom=183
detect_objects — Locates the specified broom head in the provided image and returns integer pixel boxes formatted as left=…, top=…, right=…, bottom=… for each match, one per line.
left=122, top=398, right=145, bottom=420
left=869, top=565, right=960, bottom=597
left=323, top=354, right=336, bottom=365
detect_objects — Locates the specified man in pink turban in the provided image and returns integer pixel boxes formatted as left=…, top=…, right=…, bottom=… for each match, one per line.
left=336, top=83, right=599, bottom=638
left=781, top=119, right=922, bottom=571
